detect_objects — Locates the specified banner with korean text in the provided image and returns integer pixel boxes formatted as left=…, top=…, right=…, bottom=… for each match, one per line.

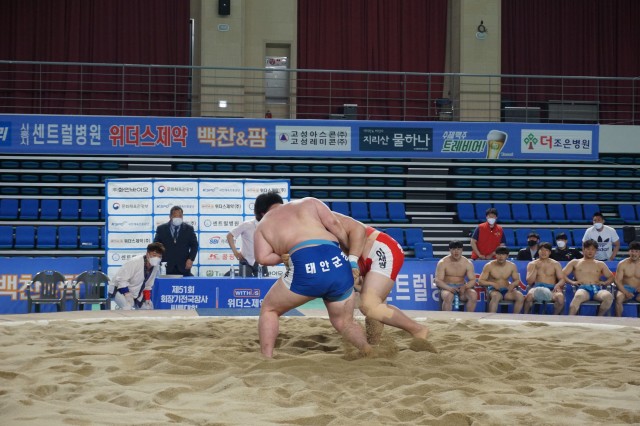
left=105, top=178, right=289, bottom=278
left=0, top=114, right=598, bottom=160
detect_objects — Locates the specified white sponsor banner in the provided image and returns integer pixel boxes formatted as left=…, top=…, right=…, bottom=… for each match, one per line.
left=198, top=249, right=238, bottom=265
left=520, top=129, right=593, bottom=155
left=108, top=232, right=154, bottom=249
left=153, top=215, right=198, bottom=230
left=244, top=181, right=290, bottom=199
left=198, top=265, right=233, bottom=277
left=107, top=215, right=154, bottom=232
left=199, top=180, right=244, bottom=198
left=154, top=198, right=199, bottom=215
left=106, top=249, right=146, bottom=266
left=200, top=215, right=243, bottom=232
left=154, top=181, right=199, bottom=197
left=275, top=126, right=351, bottom=151
left=200, top=232, right=232, bottom=249
left=199, top=198, right=243, bottom=215
left=108, top=199, right=153, bottom=216
left=107, top=181, right=153, bottom=198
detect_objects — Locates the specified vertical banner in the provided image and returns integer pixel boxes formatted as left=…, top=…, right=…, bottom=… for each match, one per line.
left=105, top=178, right=290, bottom=278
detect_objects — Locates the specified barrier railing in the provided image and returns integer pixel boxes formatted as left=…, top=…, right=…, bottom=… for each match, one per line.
left=1, top=60, right=638, bottom=124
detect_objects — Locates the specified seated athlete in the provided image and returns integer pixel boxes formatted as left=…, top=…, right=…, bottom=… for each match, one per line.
left=434, top=240, right=478, bottom=312
left=562, top=239, right=615, bottom=316
left=613, top=240, right=640, bottom=317
left=478, top=246, right=524, bottom=313
left=335, top=212, right=430, bottom=345
left=253, top=192, right=371, bottom=358
left=523, top=242, right=566, bottom=315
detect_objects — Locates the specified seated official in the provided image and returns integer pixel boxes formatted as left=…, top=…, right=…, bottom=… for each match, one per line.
left=523, top=242, right=566, bottom=315
left=109, top=242, right=164, bottom=310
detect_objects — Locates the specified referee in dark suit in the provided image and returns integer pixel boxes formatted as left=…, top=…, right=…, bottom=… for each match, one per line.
left=154, top=206, right=199, bottom=276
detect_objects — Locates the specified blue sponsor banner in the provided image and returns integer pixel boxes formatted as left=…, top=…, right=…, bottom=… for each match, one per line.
left=0, top=257, right=100, bottom=314
left=0, top=114, right=598, bottom=160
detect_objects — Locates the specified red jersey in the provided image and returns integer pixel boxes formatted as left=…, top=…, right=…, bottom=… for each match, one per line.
left=471, top=222, right=505, bottom=259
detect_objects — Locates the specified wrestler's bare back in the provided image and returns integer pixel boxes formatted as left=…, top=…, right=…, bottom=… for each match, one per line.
left=257, top=198, right=342, bottom=256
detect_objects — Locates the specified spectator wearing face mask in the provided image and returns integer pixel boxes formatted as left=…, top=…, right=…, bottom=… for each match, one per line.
left=582, top=212, right=619, bottom=261
left=470, top=207, right=506, bottom=260
left=550, top=232, right=583, bottom=261
left=154, top=205, right=199, bottom=276
left=516, top=232, right=540, bottom=260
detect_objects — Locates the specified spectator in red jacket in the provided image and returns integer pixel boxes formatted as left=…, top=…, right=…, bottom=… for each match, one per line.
left=470, top=207, right=506, bottom=260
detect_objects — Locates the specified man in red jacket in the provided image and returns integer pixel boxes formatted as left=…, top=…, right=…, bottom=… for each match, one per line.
left=470, top=207, right=506, bottom=260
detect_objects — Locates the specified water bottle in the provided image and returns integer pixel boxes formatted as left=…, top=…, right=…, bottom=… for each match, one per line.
left=160, top=262, right=167, bottom=276
left=230, top=266, right=235, bottom=278
left=453, top=293, right=460, bottom=310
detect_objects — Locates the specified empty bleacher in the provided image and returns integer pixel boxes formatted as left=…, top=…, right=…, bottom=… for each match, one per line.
left=2, top=154, right=640, bottom=258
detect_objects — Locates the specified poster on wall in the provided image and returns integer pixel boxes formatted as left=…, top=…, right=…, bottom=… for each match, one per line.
left=105, top=178, right=290, bottom=278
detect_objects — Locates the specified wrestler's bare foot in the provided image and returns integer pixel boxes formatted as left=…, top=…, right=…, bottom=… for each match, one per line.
left=409, top=325, right=437, bottom=353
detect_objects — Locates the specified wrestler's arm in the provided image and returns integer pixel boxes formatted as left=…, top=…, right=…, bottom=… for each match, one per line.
left=509, top=265, right=521, bottom=290
left=465, top=260, right=477, bottom=290
left=434, top=260, right=452, bottom=291
left=562, top=260, right=579, bottom=286
left=477, top=263, right=494, bottom=287
left=614, top=262, right=632, bottom=297
left=254, top=229, right=281, bottom=266
left=335, top=213, right=366, bottom=260
left=600, top=262, right=615, bottom=286
left=553, top=262, right=566, bottom=291
left=525, top=261, right=537, bottom=288
left=315, top=199, right=350, bottom=251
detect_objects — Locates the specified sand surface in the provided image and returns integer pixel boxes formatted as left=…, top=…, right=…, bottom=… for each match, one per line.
left=1, top=315, right=640, bottom=425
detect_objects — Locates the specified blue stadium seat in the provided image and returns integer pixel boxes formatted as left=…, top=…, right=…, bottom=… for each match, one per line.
left=404, top=228, right=424, bottom=250
left=582, top=204, right=600, bottom=220
left=503, top=228, right=516, bottom=248
left=14, top=226, right=36, bottom=249
left=515, top=228, right=533, bottom=246
left=40, top=199, right=60, bottom=220
left=457, top=203, right=475, bottom=223
left=474, top=203, right=492, bottom=221
left=0, top=199, right=19, bottom=219
left=384, top=228, right=405, bottom=247
left=369, top=202, right=389, bottom=223
left=572, top=229, right=586, bottom=246
left=331, top=201, right=350, bottom=216
left=19, top=199, right=39, bottom=220
left=511, top=204, right=532, bottom=223
left=81, top=199, right=100, bottom=221
left=617, top=228, right=629, bottom=249
left=493, top=203, right=514, bottom=223
left=60, top=199, right=80, bottom=220
left=618, top=205, right=638, bottom=223
left=414, top=242, right=434, bottom=259
left=529, top=204, right=550, bottom=223
left=0, top=226, right=13, bottom=248
left=58, top=226, right=78, bottom=249
left=36, top=226, right=57, bottom=249
left=536, top=229, right=554, bottom=244
left=565, top=205, right=584, bottom=223
left=79, top=226, right=100, bottom=249
left=350, top=202, right=370, bottom=222
left=547, top=204, right=568, bottom=224
left=388, top=203, right=409, bottom=223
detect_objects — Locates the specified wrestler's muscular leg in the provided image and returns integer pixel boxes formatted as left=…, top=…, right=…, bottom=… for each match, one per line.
left=259, top=279, right=313, bottom=357
left=359, top=272, right=429, bottom=340
left=325, top=293, right=372, bottom=355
